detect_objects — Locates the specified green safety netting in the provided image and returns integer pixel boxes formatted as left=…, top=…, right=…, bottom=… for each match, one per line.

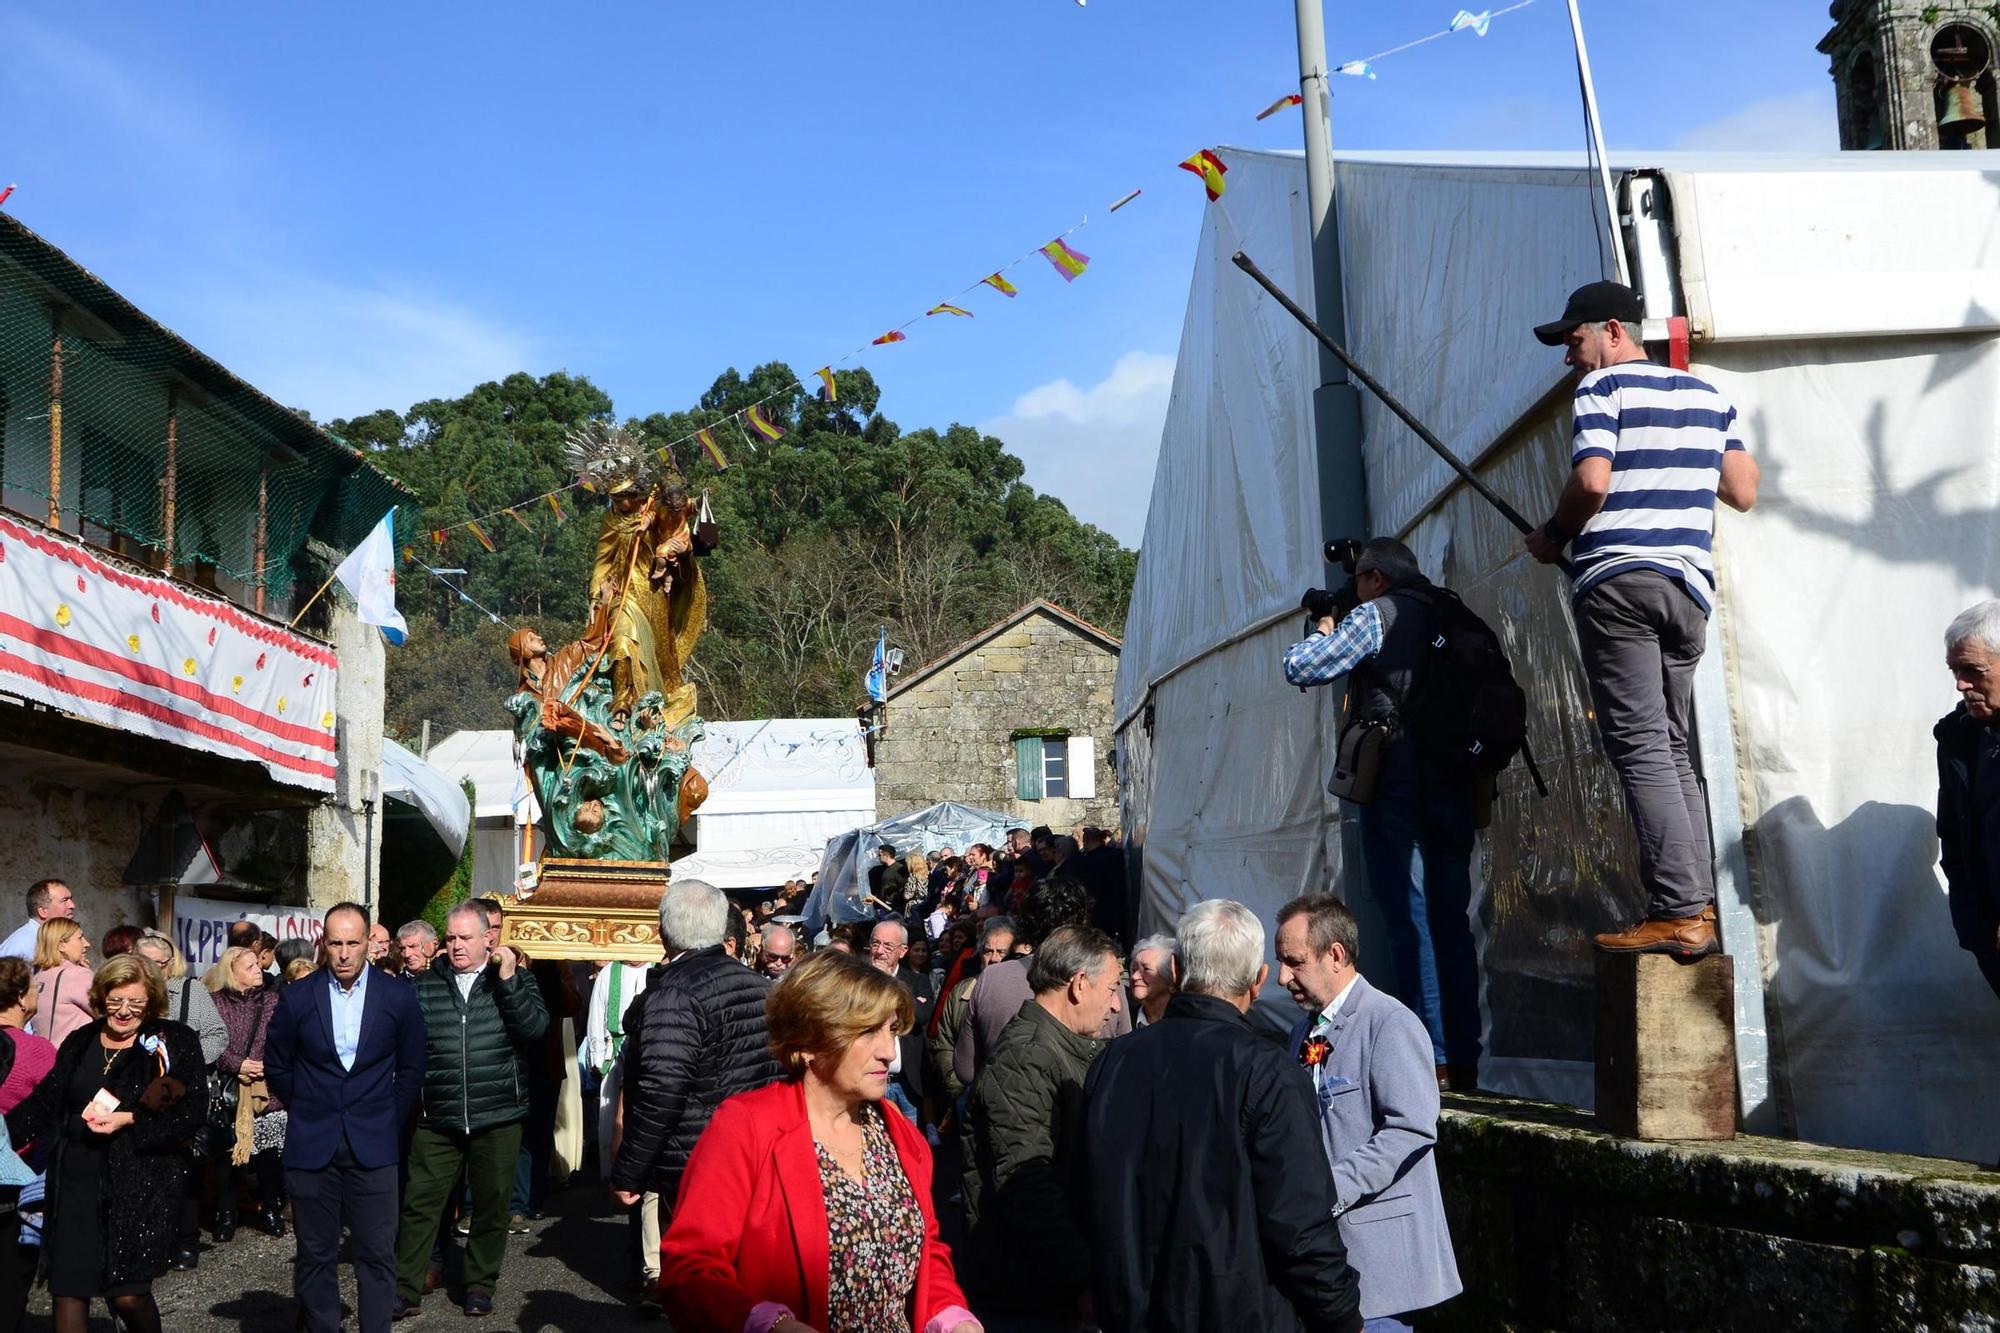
left=0, top=214, right=411, bottom=610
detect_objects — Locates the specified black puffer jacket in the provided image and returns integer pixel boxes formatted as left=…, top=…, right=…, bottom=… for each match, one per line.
left=609, top=947, right=783, bottom=1200
left=961, top=999, right=1103, bottom=1316
left=8, top=1019, right=207, bottom=1288
left=1937, top=704, right=2000, bottom=955
left=411, top=961, right=549, bottom=1133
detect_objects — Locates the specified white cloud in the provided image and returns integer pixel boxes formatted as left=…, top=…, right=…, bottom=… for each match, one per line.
left=1662, top=89, right=1840, bottom=154
left=980, top=350, right=1174, bottom=548
left=163, top=270, right=540, bottom=420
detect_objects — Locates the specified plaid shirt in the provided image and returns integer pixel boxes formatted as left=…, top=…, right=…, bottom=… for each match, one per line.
left=1282, top=601, right=1384, bottom=686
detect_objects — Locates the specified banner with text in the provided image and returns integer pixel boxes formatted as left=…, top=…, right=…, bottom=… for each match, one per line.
left=170, top=895, right=324, bottom=969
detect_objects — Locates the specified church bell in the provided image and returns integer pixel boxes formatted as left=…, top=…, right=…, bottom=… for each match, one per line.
left=1940, top=82, right=1986, bottom=134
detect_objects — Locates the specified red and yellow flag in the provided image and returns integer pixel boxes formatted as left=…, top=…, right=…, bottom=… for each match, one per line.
left=467, top=521, right=496, bottom=553
left=1039, top=237, right=1090, bottom=282
left=695, top=427, right=728, bottom=470
left=506, top=507, right=534, bottom=533
left=982, top=273, right=1018, bottom=298
left=927, top=303, right=973, bottom=318
left=1256, top=93, right=1303, bottom=121
left=815, top=367, right=838, bottom=401
left=429, top=529, right=447, bottom=547
left=1180, top=149, right=1228, bottom=201
left=746, top=405, right=786, bottom=443
left=547, top=493, right=568, bottom=524
left=872, top=330, right=907, bottom=345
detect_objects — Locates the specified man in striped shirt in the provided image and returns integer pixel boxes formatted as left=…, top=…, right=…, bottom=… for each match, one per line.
left=1525, top=281, right=1760, bottom=957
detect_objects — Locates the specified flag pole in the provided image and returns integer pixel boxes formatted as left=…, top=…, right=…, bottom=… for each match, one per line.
left=287, top=568, right=342, bottom=630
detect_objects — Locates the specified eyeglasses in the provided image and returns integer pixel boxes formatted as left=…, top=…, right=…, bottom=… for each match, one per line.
left=764, top=954, right=794, bottom=967
left=101, top=1000, right=147, bottom=1016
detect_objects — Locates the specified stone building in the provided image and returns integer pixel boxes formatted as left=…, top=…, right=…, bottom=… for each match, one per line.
left=0, top=211, right=409, bottom=950
left=1821, top=2, right=1998, bottom=149
left=873, top=600, right=1121, bottom=831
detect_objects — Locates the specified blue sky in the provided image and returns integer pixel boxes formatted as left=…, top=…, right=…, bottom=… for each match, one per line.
left=1, top=1, right=1840, bottom=545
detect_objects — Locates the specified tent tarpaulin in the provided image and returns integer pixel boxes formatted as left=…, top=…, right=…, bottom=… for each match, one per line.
left=806, top=801, right=1017, bottom=929
left=671, top=719, right=876, bottom=891
left=1120, top=146, right=2000, bottom=1162
left=381, top=737, right=471, bottom=859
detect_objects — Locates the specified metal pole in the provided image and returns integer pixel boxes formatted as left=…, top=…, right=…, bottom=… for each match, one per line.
left=1293, top=0, right=1369, bottom=546
left=161, top=387, right=178, bottom=571
left=1566, top=0, right=1630, bottom=285
left=46, top=307, right=63, bottom=531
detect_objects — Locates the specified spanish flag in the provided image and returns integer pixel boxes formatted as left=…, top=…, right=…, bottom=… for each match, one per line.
left=816, top=367, right=838, bottom=401
left=1039, top=238, right=1091, bottom=283
left=746, top=405, right=786, bottom=443
left=927, top=303, right=973, bottom=318
left=467, top=521, right=496, bottom=553
left=547, top=493, right=568, bottom=524
left=696, top=427, right=728, bottom=470
left=1255, top=93, right=1302, bottom=121
left=506, top=507, right=535, bottom=533
left=430, top=529, right=447, bottom=547
left=872, top=331, right=907, bottom=345
left=982, top=273, right=1018, bottom=298
left=1180, top=150, right=1228, bottom=202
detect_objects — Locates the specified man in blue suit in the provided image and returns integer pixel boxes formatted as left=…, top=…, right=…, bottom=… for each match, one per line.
left=266, top=902, right=426, bottom=1333
left=1275, top=894, right=1461, bottom=1332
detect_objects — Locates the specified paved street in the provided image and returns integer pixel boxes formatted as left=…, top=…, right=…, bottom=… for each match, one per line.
left=20, top=1173, right=647, bottom=1333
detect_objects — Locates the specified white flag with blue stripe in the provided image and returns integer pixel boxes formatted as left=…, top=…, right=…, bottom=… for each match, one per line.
left=866, top=628, right=888, bottom=703
left=333, top=506, right=408, bottom=646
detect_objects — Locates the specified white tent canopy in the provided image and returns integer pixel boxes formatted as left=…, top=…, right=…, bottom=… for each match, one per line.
left=380, top=737, right=470, bottom=858
left=671, top=719, right=876, bottom=891
left=1119, top=146, right=2000, bottom=1163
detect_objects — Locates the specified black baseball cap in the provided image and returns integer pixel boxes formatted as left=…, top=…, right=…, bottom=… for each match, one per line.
left=1534, top=281, right=1645, bottom=346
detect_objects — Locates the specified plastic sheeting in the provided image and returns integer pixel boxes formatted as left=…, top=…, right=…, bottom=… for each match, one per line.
left=672, top=719, right=876, bottom=891
left=806, top=801, right=1017, bottom=930
left=1120, top=146, right=2000, bottom=1160
left=380, top=737, right=471, bottom=859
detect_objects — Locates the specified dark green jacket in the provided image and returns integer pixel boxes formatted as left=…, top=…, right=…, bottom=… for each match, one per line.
left=412, top=961, right=549, bottom=1133
left=961, top=997, right=1104, bottom=1314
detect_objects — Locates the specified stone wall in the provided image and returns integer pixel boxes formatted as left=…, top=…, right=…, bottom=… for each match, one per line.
left=0, top=776, right=147, bottom=936
left=305, top=589, right=385, bottom=914
left=875, top=607, right=1120, bottom=830
left=1429, top=1094, right=2000, bottom=1330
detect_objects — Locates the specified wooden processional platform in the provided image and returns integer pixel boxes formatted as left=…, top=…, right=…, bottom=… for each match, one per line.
left=497, top=857, right=668, bottom=963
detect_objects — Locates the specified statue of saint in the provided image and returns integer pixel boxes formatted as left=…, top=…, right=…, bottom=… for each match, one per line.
left=588, top=480, right=707, bottom=733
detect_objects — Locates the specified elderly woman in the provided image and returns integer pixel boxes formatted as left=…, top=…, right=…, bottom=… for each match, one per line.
left=661, top=951, right=979, bottom=1333
left=6, top=953, right=205, bottom=1333
left=31, top=922, right=94, bottom=1048
left=208, top=945, right=286, bottom=1241
left=1128, top=934, right=1178, bottom=1027
left=132, top=930, right=225, bottom=1272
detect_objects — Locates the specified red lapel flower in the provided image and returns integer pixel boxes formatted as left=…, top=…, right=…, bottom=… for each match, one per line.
left=1300, top=1036, right=1331, bottom=1068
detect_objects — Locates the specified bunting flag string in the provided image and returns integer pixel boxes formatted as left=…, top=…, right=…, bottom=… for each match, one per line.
left=410, top=0, right=1542, bottom=568
left=0, top=185, right=15, bottom=211
left=1179, top=149, right=1228, bottom=201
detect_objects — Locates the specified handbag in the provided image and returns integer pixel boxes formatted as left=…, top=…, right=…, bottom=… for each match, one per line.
left=1327, top=715, right=1393, bottom=804
left=202, top=990, right=267, bottom=1153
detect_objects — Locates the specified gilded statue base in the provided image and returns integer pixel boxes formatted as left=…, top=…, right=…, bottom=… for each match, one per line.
left=498, top=857, right=668, bottom=963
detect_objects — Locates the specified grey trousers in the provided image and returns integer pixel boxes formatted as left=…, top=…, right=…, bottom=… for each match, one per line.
left=1575, top=570, right=1715, bottom=919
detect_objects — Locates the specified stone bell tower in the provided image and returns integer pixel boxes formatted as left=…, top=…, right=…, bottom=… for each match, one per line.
left=1820, top=1, right=2000, bottom=149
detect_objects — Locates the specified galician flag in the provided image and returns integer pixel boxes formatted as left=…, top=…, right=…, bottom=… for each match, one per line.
left=333, top=506, right=408, bottom=645
left=865, top=627, right=889, bottom=704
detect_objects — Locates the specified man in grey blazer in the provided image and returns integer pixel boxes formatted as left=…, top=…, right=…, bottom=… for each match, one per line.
left=1275, top=894, right=1461, bottom=1331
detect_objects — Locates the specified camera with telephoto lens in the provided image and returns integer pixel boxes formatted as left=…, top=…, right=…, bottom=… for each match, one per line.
left=1300, top=537, right=1366, bottom=623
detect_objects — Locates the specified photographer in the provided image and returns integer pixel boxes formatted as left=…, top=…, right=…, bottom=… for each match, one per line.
left=1283, top=537, right=1481, bottom=1093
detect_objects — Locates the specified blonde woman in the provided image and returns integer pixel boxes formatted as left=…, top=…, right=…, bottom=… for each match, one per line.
left=661, top=950, right=978, bottom=1333
left=31, top=921, right=93, bottom=1047
left=209, top=946, right=286, bottom=1241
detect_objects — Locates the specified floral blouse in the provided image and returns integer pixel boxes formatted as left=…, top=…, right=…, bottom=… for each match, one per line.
left=815, top=1104, right=924, bottom=1333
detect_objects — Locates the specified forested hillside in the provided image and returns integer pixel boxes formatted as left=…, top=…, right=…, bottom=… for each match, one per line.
left=328, top=365, right=1138, bottom=740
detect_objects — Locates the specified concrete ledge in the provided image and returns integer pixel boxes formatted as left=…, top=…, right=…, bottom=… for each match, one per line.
left=1432, top=1093, right=2000, bottom=1331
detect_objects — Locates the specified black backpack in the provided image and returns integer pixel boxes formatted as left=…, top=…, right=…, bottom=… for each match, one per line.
left=1387, top=586, right=1546, bottom=795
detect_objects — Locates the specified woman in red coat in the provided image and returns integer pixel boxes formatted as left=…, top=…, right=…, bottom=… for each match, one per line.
left=660, top=950, right=981, bottom=1333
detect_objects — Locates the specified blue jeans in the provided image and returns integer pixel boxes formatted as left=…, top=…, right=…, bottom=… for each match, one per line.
left=1363, top=1318, right=1414, bottom=1333
left=1357, top=781, right=1481, bottom=1068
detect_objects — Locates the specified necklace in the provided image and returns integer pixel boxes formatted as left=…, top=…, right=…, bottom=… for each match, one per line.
left=100, top=1038, right=130, bottom=1076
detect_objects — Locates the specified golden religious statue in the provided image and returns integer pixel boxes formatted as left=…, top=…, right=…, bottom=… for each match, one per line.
left=588, top=478, right=708, bottom=731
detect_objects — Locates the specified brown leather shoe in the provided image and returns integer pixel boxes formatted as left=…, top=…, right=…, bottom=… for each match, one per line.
left=1593, top=913, right=1719, bottom=957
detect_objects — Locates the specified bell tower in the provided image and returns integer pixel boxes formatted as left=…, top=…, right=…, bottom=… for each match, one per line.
left=1820, top=1, right=2000, bottom=149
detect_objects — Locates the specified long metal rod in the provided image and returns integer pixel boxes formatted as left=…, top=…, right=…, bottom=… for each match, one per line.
left=1566, top=0, right=1629, bottom=284
left=1232, top=251, right=1542, bottom=536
